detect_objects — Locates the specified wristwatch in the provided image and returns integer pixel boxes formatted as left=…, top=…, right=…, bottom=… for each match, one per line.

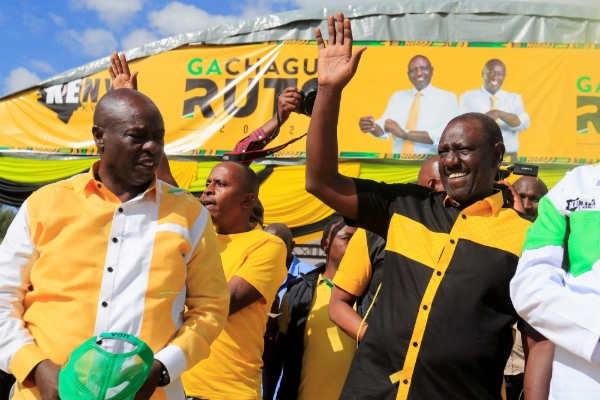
left=157, top=365, right=171, bottom=387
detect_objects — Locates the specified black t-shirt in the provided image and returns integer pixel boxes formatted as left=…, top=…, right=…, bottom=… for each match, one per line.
left=340, top=179, right=532, bottom=400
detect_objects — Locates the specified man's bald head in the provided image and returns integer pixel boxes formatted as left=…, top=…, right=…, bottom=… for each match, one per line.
left=418, top=155, right=443, bottom=192
left=223, top=161, right=260, bottom=196
left=94, top=88, right=162, bottom=130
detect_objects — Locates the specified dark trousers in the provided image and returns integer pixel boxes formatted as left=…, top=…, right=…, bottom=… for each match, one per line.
left=0, top=370, right=15, bottom=400
left=505, top=373, right=524, bottom=400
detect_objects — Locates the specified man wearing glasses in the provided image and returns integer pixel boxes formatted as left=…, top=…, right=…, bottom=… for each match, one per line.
left=358, top=55, right=460, bottom=155
left=460, top=59, right=530, bottom=161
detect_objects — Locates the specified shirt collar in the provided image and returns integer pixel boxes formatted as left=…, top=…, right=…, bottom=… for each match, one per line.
left=481, top=86, right=505, bottom=98
left=443, top=189, right=504, bottom=216
left=412, top=84, right=434, bottom=96
left=79, top=161, right=158, bottom=204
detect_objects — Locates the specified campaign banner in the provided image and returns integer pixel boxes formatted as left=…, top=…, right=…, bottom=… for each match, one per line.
left=0, top=41, right=599, bottom=163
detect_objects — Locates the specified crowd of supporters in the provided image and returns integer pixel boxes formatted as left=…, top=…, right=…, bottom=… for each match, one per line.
left=0, top=12, right=598, bottom=400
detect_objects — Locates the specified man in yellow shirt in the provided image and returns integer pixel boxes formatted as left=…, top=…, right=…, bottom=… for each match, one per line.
left=0, top=89, right=230, bottom=400
left=276, top=219, right=357, bottom=400
left=182, top=162, right=287, bottom=400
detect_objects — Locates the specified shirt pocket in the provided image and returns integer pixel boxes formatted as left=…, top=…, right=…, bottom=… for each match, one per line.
left=568, top=211, right=600, bottom=277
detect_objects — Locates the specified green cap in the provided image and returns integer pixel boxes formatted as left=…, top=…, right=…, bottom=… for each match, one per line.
left=59, top=332, right=154, bottom=400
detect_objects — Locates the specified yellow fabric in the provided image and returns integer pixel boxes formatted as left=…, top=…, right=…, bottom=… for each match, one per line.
left=261, top=163, right=361, bottom=228
left=402, top=92, right=422, bottom=154
left=9, top=164, right=229, bottom=400
left=395, top=191, right=532, bottom=400
left=168, top=160, right=198, bottom=190
left=298, top=276, right=356, bottom=400
left=293, top=230, right=323, bottom=243
left=182, top=224, right=287, bottom=400
left=333, top=228, right=372, bottom=297
left=358, top=163, right=421, bottom=184
left=0, top=156, right=95, bottom=184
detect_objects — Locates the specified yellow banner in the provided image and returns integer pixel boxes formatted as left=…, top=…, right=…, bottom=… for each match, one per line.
left=1, top=42, right=599, bottom=163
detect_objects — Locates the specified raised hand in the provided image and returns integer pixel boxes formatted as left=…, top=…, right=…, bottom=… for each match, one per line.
left=108, top=52, right=138, bottom=90
left=314, top=12, right=366, bottom=92
left=498, top=180, right=526, bottom=214
left=277, top=87, right=303, bottom=122
left=359, top=116, right=376, bottom=132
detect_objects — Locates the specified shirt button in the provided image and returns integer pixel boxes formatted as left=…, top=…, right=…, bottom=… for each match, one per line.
left=107, top=267, right=113, bottom=272
left=101, top=301, right=108, bottom=307
left=97, top=183, right=102, bottom=188
left=422, top=305, right=428, bottom=310
left=436, top=271, right=442, bottom=276
left=412, top=342, right=418, bottom=347
left=118, top=208, right=123, bottom=213
left=450, top=239, right=455, bottom=244
left=403, top=379, right=409, bottom=384
left=112, top=238, right=118, bottom=243
left=462, top=214, right=466, bottom=219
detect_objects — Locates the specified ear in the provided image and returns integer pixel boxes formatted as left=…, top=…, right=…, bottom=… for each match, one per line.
left=427, top=178, right=437, bottom=191
left=492, top=142, right=506, bottom=168
left=93, top=125, right=104, bottom=153
left=241, top=193, right=255, bottom=209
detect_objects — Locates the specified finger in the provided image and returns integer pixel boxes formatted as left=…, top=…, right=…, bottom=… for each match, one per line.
left=113, top=53, right=124, bottom=75
left=131, top=71, right=139, bottom=90
left=327, top=15, right=336, bottom=46
left=343, top=17, right=353, bottom=49
left=350, top=46, right=367, bottom=74
left=315, top=28, right=325, bottom=50
left=107, top=65, right=116, bottom=80
left=120, top=52, right=131, bottom=76
left=336, top=12, right=344, bottom=45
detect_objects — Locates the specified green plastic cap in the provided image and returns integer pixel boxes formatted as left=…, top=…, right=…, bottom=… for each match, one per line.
left=59, top=332, right=154, bottom=400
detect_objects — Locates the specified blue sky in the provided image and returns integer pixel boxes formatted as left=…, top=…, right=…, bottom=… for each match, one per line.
left=0, top=0, right=342, bottom=96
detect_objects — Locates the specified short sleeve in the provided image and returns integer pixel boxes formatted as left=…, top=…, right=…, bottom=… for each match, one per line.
left=333, top=229, right=372, bottom=297
left=234, top=240, right=287, bottom=307
left=349, top=178, right=431, bottom=240
left=279, top=293, right=289, bottom=334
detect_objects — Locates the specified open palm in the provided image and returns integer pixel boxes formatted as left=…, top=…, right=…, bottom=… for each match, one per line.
left=108, top=52, right=138, bottom=90
left=315, top=13, right=366, bottom=91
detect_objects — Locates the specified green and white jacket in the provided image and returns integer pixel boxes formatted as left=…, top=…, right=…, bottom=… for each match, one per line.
left=510, top=164, right=600, bottom=400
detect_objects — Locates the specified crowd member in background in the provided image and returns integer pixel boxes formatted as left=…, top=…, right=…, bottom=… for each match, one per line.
left=358, top=56, right=459, bottom=154
left=503, top=175, right=549, bottom=400
left=262, top=223, right=315, bottom=400
left=511, top=165, right=600, bottom=399
left=512, top=176, right=548, bottom=219
left=0, top=89, right=230, bottom=400
left=275, top=219, right=357, bottom=400
left=182, top=161, right=287, bottom=400
left=460, top=59, right=530, bottom=161
left=329, top=156, right=443, bottom=342
left=305, top=13, right=532, bottom=399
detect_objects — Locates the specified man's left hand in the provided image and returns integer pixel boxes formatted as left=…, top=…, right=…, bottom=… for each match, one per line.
left=277, top=87, right=303, bottom=123
left=384, top=119, right=405, bottom=139
left=134, top=360, right=163, bottom=400
left=485, top=109, right=502, bottom=121
left=108, top=52, right=138, bottom=91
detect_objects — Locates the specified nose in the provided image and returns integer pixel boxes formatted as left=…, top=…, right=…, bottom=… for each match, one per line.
left=203, top=182, right=214, bottom=197
left=416, top=68, right=424, bottom=77
left=522, top=198, right=532, bottom=210
left=444, top=149, right=461, bottom=169
left=142, top=140, right=162, bottom=154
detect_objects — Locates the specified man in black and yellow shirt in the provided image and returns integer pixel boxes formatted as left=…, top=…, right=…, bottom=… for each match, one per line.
left=304, top=12, right=532, bottom=400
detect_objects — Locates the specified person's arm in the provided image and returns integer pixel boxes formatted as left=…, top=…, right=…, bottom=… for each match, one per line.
left=510, top=192, right=600, bottom=363
left=153, top=212, right=230, bottom=384
left=108, top=52, right=138, bottom=90
left=228, top=276, right=264, bottom=316
left=382, top=119, right=433, bottom=144
left=523, top=328, right=554, bottom=400
left=329, top=287, right=366, bottom=340
left=261, top=88, right=302, bottom=138
left=486, top=109, right=521, bottom=128
left=358, top=116, right=385, bottom=137
left=304, top=13, right=366, bottom=221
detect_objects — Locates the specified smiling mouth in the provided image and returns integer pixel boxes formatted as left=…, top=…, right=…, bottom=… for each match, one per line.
left=448, top=172, right=468, bottom=179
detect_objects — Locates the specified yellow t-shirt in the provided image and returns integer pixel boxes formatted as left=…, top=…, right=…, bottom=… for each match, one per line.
left=182, top=224, right=287, bottom=400
left=333, top=228, right=372, bottom=296
left=280, top=275, right=357, bottom=400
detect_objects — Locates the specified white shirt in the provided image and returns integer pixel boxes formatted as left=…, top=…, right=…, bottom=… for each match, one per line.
left=373, top=84, right=460, bottom=154
left=510, top=165, right=600, bottom=400
left=460, top=87, right=530, bottom=153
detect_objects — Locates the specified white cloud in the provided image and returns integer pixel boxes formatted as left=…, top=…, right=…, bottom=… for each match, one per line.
left=148, top=2, right=239, bottom=36
left=49, top=13, right=66, bottom=26
left=29, top=60, right=56, bottom=74
left=121, top=29, right=159, bottom=51
left=73, top=0, right=145, bottom=27
left=61, top=28, right=118, bottom=58
left=3, top=68, right=41, bottom=95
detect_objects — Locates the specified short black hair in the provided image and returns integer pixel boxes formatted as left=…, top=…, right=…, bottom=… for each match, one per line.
left=220, top=161, right=260, bottom=197
left=448, top=112, right=503, bottom=148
